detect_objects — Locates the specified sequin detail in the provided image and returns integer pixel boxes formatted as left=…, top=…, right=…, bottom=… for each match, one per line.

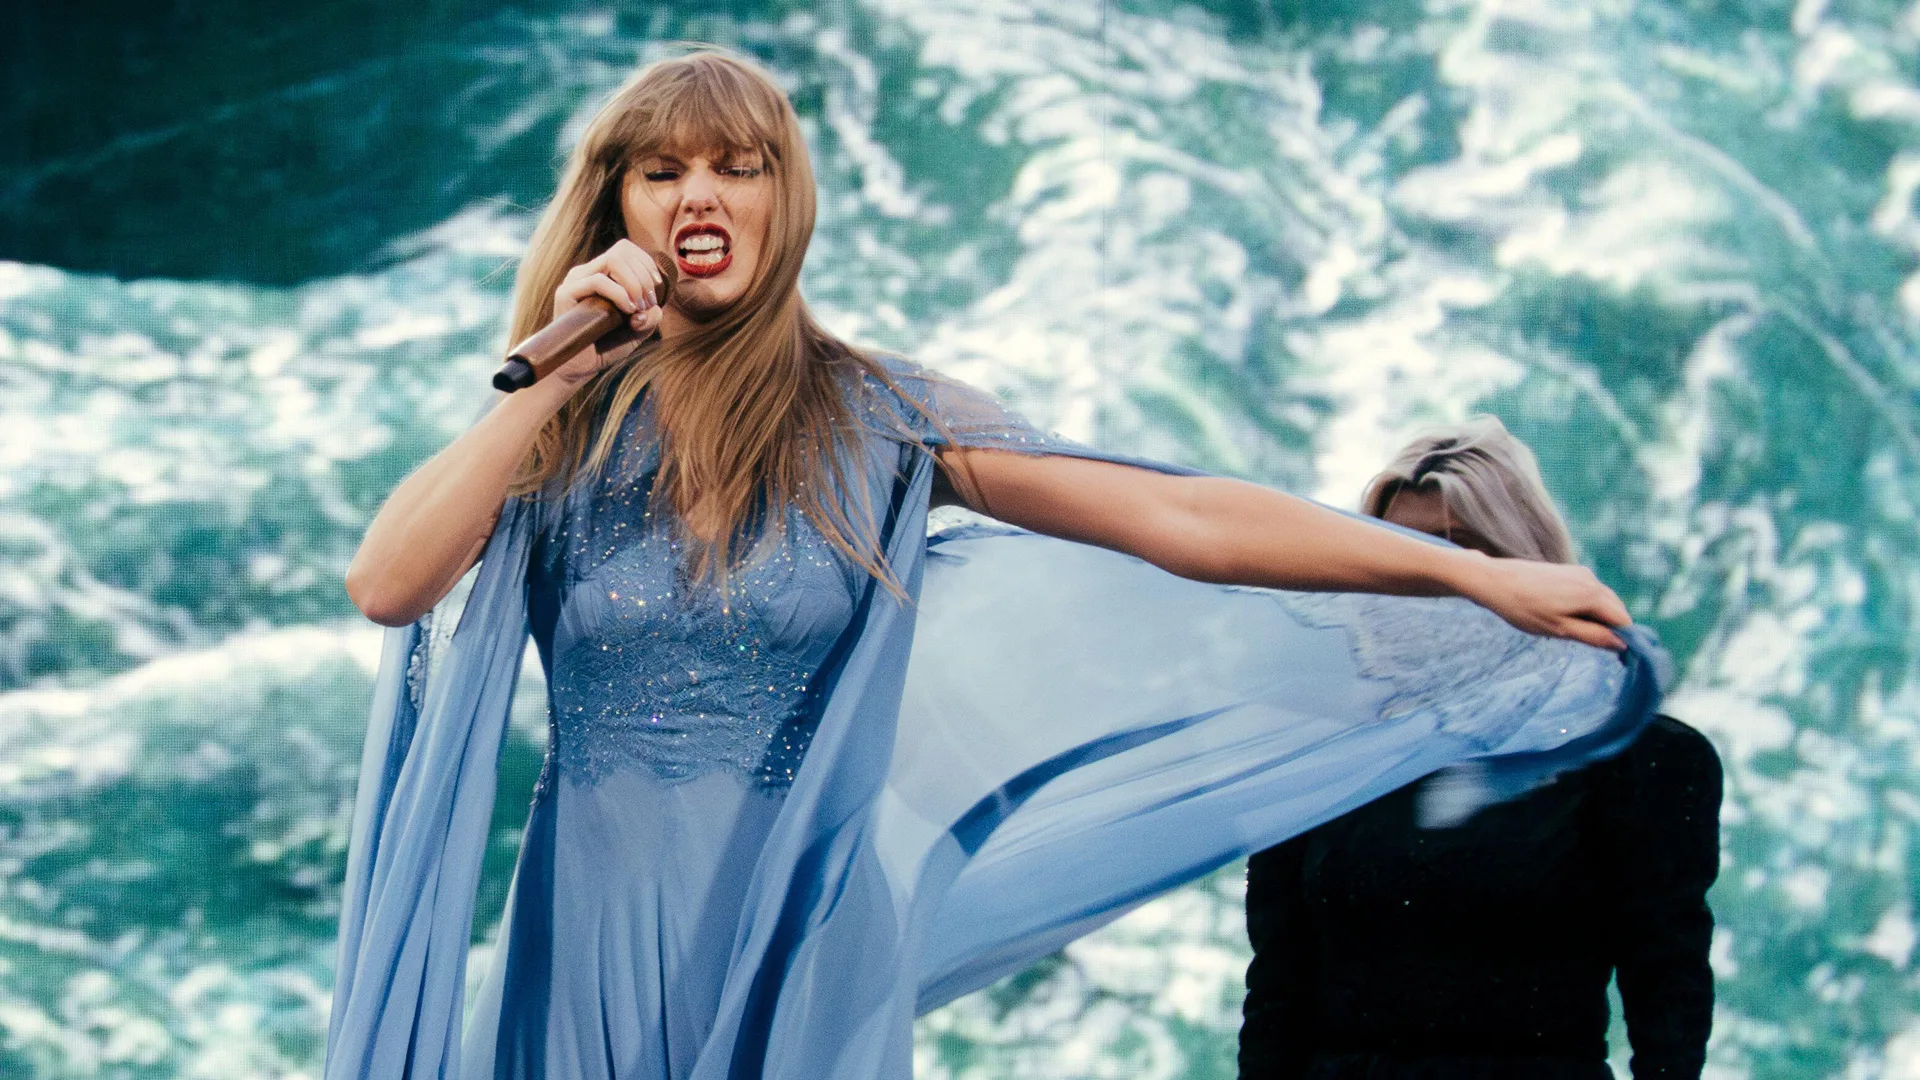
left=534, top=401, right=862, bottom=795
left=1261, top=591, right=1623, bottom=750
left=548, top=545, right=850, bottom=791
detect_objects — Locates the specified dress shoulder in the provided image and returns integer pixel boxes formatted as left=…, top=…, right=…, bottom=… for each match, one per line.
left=854, top=353, right=1067, bottom=454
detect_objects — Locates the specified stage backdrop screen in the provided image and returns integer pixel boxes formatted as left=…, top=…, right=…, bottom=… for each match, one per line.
left=2, top=1, right=1915, bottom=1077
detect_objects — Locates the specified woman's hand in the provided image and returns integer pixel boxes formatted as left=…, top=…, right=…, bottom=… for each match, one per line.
left=1449, top=552, right=1631, bottom=651
left=346, top=238, right=667, bottom=626
left=548, top=238, right=667, bottom=388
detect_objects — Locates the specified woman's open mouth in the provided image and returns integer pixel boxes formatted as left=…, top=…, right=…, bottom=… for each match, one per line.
left=674, top=223, right=733, bottom=278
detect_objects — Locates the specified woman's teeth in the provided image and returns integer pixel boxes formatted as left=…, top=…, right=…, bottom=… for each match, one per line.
left=679, top=234, right=728, bottom=266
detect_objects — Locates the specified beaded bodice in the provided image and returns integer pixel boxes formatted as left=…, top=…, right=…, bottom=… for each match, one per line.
left=520, top=355, right=1083, bottom=795
left=530, top=404, right=866, bottom=794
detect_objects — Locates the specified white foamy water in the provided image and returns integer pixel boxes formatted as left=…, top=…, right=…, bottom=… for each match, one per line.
left=2, top=0, right=1917, bottom=1075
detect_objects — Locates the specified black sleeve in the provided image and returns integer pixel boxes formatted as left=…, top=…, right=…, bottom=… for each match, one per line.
left=1592, top=717, right=1723, bottom=1079
left=1240, top=836, right=1317, bottom=1080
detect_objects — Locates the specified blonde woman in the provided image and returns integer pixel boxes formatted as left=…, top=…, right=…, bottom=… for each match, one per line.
left=329, top=50, right=1662, bottom=1080
left=1240, top=421, right=1720, bottom=1080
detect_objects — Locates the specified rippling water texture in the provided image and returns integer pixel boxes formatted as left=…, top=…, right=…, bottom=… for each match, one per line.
left=2, top=0, right=1918, bottom=1076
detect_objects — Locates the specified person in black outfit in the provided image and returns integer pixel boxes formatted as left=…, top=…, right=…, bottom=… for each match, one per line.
left=1240, top=419, right=1723, bottom=1080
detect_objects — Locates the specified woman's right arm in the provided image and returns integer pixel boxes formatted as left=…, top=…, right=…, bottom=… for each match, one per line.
left=345, top=239, right=665, bottom=626
left=346, top=381, right=575, bottom=626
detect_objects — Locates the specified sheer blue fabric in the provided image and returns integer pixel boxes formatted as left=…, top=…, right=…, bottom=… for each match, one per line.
left=324, top=357, right=1667, bottom=1080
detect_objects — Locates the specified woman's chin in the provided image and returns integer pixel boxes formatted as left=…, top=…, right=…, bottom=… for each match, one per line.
left=672, top=282, right=747, bottom=322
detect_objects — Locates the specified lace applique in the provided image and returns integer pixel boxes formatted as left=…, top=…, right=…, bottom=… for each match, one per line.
left=404, top=612, right=432, bottom=715
left=1258, top=590, right=1622, bottom=751
left=403, top=594, right=466, bottom=716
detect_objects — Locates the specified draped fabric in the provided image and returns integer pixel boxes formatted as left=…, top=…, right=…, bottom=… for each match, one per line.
left=324, top=359, right=1667, bottom=1080
left=328, top=498, right=534, bottom=1080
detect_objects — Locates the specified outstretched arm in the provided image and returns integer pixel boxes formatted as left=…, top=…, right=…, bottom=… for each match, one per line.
left=935, top=447, right=1631, bottom=650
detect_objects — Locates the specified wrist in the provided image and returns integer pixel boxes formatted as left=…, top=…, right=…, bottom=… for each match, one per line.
left=1432, top=544, right=1494, bottom=602
left=494, top=375, right=576, bottom=426
left=468, top=381, right=573, bottom=469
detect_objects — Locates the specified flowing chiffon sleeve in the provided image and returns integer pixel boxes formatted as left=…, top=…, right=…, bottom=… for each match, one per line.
left=326, top=497, right=535, bottom=1080
left=859, top=355, right=1667, bottom=1010
left=325, top=356, right=1667, bottom=1080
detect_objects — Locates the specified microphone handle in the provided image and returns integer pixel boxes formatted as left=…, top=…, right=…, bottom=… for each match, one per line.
left=492, top=301, right=624, bottom=392
left=493, top=253, right=677, bottom=393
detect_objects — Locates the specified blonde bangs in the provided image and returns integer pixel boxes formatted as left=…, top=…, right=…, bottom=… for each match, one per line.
left=608, top=57, right=790, bottom=172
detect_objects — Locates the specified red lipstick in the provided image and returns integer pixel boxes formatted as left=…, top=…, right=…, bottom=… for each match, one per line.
left=673, top=222, right=733, bottom=279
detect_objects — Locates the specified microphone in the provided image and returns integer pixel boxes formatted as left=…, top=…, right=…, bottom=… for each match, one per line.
left=492, top=251, right=678, bottom=392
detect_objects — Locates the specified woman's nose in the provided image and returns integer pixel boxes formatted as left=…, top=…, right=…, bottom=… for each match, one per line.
left=681, top=167, right=721, bottom=211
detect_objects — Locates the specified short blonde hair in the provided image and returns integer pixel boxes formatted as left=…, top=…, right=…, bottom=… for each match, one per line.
left=1360, top=417, right=1576, bottom=565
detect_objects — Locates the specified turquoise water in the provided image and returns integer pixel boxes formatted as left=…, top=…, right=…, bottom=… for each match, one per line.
left=1, top=0, right=1917, bottom=1076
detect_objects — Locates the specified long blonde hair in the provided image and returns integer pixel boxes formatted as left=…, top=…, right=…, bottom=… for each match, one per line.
left=507, top=49, right=905, bottom=589
left=1360, top=417, right=1577, bottom=564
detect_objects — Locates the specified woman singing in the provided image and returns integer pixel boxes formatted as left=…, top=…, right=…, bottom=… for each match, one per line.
left=329, top=49, right=1664, bottom=1080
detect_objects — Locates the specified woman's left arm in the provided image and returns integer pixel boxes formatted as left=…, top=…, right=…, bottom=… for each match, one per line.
left=936, top=447, right=1631, bottom=650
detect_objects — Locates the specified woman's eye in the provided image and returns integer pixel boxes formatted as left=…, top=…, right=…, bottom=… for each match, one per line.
left=643, top=170, right=679, bottom=182
left=723, top=166, right=763, bottom=178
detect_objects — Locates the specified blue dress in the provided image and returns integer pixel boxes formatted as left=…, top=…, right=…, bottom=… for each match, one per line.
left=324, top=358, right=1667, bottom=1080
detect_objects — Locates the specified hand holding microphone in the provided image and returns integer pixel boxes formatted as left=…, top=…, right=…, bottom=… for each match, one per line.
left=494, top=239, right=677, bottom=392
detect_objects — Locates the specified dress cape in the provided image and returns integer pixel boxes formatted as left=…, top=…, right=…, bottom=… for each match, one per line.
left=323, top=372, right=1666, bottom=1080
